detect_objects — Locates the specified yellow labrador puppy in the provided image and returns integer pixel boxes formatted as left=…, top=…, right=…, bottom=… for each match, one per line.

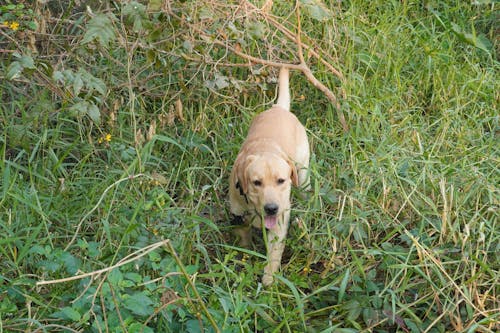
left=229, top=67, right=310, bottom=285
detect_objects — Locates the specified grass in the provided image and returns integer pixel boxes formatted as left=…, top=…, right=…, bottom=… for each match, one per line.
left=0, top=0, right=498, bottom=332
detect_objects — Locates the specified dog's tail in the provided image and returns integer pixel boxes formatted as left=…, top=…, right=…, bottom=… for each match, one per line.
left=275, top=67, right=290, bottom=112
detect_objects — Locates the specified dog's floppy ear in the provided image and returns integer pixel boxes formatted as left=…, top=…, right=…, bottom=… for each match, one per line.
left=287, top=159, right=299, bottom=187
left=233, top=154, right=257, bottom=194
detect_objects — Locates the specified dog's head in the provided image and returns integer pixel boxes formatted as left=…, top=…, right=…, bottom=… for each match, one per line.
left=233, top=152, right=298, bottom=229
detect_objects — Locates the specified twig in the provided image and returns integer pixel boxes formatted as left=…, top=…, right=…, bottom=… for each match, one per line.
left=37, top=239, right=169, bottom=286
left=244, top=0, right=344, bottom=81
left=141, top=292, right=182, bottom=330
left=295, top=1, right=348, bottom=131
left=295, top=1, right=305, bottom=66
left=32, top=324, right=81, bottom=333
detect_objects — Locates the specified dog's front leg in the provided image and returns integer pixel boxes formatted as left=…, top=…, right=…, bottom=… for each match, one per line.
left=233, top=224, right=252, bottom=248
left=262, top=210, right=290, bottom=286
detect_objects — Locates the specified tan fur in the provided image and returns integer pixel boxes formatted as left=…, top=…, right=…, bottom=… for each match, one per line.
left=229, top=68, right=309, bottom=286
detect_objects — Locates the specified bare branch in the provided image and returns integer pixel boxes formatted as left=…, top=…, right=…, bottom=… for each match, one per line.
left=295, top=1, right=348, bottom=131
left=171, top=4, right=349, bottom=131
left=37, top=240, right=171, bottom=286
left=244, top=0, right=344, bottom=81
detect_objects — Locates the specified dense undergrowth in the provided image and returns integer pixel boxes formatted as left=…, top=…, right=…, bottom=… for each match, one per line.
left=0, top=0, right=498, bottom=332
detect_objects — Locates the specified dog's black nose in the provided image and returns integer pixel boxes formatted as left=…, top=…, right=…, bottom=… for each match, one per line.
left=264, top=203, right=279, bottom=216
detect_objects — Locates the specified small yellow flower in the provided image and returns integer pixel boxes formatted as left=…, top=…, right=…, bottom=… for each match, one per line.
left=299, top=94, right=306, bottom=101
left=10, top=21, right=19, bottom=31
left=98, top=133, right=111, bottom=144
left=3, top=21, right=9, bottom=27
left=302, top=267, right=311, bottom=274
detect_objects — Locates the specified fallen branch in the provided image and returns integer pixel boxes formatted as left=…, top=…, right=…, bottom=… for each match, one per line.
left=37, top=239, right=170, bottom=286
left=244, top=0, right=345, bottom=82
left=294, top=1, right=348, bottom=131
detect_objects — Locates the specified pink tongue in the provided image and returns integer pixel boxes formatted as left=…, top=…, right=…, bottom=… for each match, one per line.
left=264, top=215, right=278, bottom=229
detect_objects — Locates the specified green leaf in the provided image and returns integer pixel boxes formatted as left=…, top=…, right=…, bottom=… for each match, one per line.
left=450, top=23, right=492, bottom=53
left=27, top=21, right=37, bottom=30
left=147, top=0, right=162, bottom=11
left=60, top=251, right=81, bottom=275
left=86, top=103, right=101, bottom=125
left=86, top=73, right=108, bottom=96
left=68, top=100, right=100, bottom=124
left=148, top=250, right=162, bottom=262
left=108, top=268, right=123, bottom=286
left=39, top=260, right=61, bottom=272
left=129, top=323, right=154, bottom=333
left=73, top=73, right=84, bottom=95
left=362, top=307, right=379, bottom=326
left=17, top=54, right=36, bottom=69
left=300, top=0, right=332, bottom=21
left=2, top=164, right=10, bottom=198
left=123, top=292, right=154, bottom=316
left=124, top=272, right=142, bottom=283
left=88, top=241, right=100, bottom=257
left=52, top=70, right=64, bottom=82
left=345, top=299, right=362, bottom=321
left=247, top=21, right=266, bottom=40
left=338, top=268, right=350, bottom=303
left=122, top=1, right=148, bottom=32
left=6, top=61, right=24, bottom=80
left=51, top=307, right=81, bottom=321
left=6, top=54, right=35, bottom=80
left=405, top=319, right=421, bottom=333
left=68, top=101, right=87, bottom=117
left=82, top=13, right=116, bottom=47
left=186, top=319, right=202, bottom=333
left=0, top=298, right=18, bottom=314
left=29, top=245, right=47, bottom=255
left=214, top=74, right=230, bottom=90
left=182, top=39, right=193, bottom=53
left=5, top=61, right=23, bottom=80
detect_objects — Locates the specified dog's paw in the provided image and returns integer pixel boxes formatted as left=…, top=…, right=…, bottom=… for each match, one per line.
left=262, top=273, right=274, bottom=286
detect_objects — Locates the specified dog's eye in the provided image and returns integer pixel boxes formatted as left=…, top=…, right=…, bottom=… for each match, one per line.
left=277, top=178, right=285, bottom=185
left=253, top=180, right=262, bottom=186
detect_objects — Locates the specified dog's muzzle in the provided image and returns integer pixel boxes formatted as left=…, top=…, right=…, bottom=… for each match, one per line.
left=264, top=203, right=279, bottom=229
left=264, top=203, right=279, bottom=216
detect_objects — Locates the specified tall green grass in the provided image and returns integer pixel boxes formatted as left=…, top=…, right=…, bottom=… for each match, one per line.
left=0, top=1, right=498, bottom=332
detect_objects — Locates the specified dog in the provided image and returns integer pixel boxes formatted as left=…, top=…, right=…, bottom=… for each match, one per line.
left=229, top=67, right=310, bottom=286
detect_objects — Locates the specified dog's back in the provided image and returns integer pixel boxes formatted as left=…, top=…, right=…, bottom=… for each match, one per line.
left=242, top=67, right=307, bottom=163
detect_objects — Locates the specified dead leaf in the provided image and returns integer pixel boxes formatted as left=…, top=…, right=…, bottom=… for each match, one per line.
left=147, top=119, right=157, bottom=141
left=175, top=98, right=184, bottom=122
